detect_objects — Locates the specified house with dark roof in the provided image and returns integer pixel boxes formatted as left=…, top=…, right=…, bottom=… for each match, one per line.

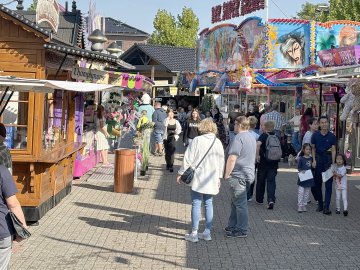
left=101, top=17, right=149, bottom=52
left=120, top=43, right=196, bottom=85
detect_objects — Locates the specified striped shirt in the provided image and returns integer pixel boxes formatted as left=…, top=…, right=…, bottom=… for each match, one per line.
left=265, top=111, right=286, bottom=131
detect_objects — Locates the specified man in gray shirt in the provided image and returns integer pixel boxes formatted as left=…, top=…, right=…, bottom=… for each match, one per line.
left=223, top=116, right=256, bottom=238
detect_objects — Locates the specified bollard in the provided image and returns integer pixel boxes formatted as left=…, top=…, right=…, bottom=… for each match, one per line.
left=114, top=148, right=135, bottom=193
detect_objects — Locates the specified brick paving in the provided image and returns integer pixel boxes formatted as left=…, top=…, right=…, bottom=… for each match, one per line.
left=10, top=146, right=360, bottom=270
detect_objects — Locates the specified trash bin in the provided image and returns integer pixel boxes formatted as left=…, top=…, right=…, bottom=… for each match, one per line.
left=114, top=148, right=136, bottom=193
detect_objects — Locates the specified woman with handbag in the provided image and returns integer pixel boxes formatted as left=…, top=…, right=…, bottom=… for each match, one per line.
left=177, top=119, right=225, bottom=242
left=163, top=109, right=182, bottom=172
left=0, top=164, right=27, bottom=269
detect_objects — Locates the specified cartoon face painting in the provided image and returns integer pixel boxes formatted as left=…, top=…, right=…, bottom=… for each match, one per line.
left=339, top=26, right=358, bottom=47
left=279, top=33, right=305, bottom=67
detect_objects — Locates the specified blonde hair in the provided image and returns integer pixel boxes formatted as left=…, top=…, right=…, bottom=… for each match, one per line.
left=235, top=116, right=250, bottom=130
left=248, top=116, right=258, bottom=129
left=264, top=121, right=275, bottom=132
left=198, top=118, right=217, bottom=135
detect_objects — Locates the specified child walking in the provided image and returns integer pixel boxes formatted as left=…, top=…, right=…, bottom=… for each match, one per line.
left=334, top=154, right=348, bottom=216
left=297, top=144, right=314, bottom=212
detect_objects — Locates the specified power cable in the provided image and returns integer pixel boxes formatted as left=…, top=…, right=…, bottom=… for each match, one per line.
left=270, top=0, right=289, bottom=18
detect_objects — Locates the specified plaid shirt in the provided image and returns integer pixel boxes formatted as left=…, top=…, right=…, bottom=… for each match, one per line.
left=0, top=144, right=12, bottom=170
left=264, top=111, right=286, bottom=131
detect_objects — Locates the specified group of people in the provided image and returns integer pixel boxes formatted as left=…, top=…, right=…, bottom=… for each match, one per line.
left=175, top=103, right=348, bottom=243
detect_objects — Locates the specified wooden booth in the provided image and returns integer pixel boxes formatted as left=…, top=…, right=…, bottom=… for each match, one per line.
left=0, top=5, right=133, bottom=221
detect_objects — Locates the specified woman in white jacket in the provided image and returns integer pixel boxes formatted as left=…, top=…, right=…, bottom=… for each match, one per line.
left=163, top=109, right=182, bottom=172
left=177, top=118, right=225, bottom=242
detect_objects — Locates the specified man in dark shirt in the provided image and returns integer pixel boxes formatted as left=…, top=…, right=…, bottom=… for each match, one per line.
left=228, top=104, right=243, bottom=143
left=311, top=116, right=336, bottom=215
left=246, top=105, right=261, bottom=132
left=255, top=121, right=280, bottom=209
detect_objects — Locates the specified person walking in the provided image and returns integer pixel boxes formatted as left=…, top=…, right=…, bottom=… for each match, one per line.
left=255, top=121, right=282, bottom=209
left=183, top=109, right=201, bottom=147
left=247, top=116, right=259, bottom=201
left=228, top=104, right=243, bottom=142
left=297, top=144, right=314, bottom=212
left=152, top=102, right=167, bottom=156
left=224, top=116, right=256, bottom=238
left=334, top=154, right=348, bottom=216
left=264, top=103, right=286, bottom=138
left=246, top=105, right=261, bottom=133
left=95, top=105, right=111, bottom=166
left=311, top=116, right=336, bottom=215
left=177, top=119, right=225, bottom=242
left=289, top=107, right=302, bottom=153
left=163, top=109, right=182, bottom=172
left=0, top=164, right=27, bottom=269
left=213, top=107, right=227, bottom=147
left=137, top=93, right=154, bottom=121
left=300, top=108, right=314, bottom=141
left=259, top=104, right=271, bottom=134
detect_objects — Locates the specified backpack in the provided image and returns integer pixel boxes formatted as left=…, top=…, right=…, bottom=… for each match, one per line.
left=265, top=134, right=282, bottom=161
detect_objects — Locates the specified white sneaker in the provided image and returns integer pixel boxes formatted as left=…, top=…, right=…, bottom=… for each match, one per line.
left=198, top=231, right=212, bottom=241
left=184, top=233, right=198, bottom=243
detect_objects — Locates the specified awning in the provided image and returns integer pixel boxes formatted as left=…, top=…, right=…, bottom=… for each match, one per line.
left=0, top=76, right=122, bottom=93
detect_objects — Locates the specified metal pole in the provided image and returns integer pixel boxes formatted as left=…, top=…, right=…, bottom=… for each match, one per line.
left=319, top=83, right=323, bottom=116
left=0, top=91, right=14, bottom=117
left=265, top=0, right=269, bottom=22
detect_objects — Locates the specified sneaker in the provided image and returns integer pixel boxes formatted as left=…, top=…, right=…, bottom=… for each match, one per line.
left=184, top=233, right=198, bottom=243
left=247, top=197, right=253, bottom=202
left=224, top=226, right=234, bottom=233
left=225, top=230, right=247, bottom=238
left=198, top=232, right=212, bottom=241
left=297, top=206, right=303, bottom=213
left=256, top=200, right=264, bottom=205
left=268, top=202, right=274, bottom=210
left=169, top=168, right=174, bottom=173
left=343, top=210, right=348, bottom=216
left=323, top=209, right=332, bottom=215
left=336, top=209, right=341, bottom=214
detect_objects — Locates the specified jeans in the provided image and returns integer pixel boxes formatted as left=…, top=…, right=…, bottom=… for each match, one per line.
left=191, top=190, right=213, bottom=231
left=164, top=137, right=176, bottom=167
left=227, top=177, right=249, bottom=233
left=256, top=163, right=278, bottom=203
left=313, top=153, right=333, bottom=210
left=291, top=131, right=301, bottom=153
left=0, top=236, right=12, bottom=269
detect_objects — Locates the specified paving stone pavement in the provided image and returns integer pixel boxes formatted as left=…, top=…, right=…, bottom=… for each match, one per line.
left=10, top=146, right=360, bottom=270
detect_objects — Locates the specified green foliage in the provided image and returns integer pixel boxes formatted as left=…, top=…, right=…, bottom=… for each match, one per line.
left=199, top=94, right=215, bottom=114
left=297, top=0, right=360, bottom=22
left=296, top=2, right=329, bottom=22
left=149, top=7, right=199, bottom=48
left=28, top=0, right=38, bottom=11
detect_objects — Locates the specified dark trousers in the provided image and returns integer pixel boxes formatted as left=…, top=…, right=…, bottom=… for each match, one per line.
left=256, top=163, right=278, bottom=203
left=164, top=137, right=176, bottom=167
left=312, top=154, right=333, bottom=210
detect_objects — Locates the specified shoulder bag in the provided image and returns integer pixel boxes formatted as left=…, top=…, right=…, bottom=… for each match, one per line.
left=0, top=186, right=31, bottom=239
left=181, top=136, right=217, bottom=184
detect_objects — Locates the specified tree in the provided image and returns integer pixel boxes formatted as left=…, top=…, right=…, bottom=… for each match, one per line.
left=296, top=2, right=329, bottom=22
left=149, top=7, right=199, bottom=48
left=296, top=0, right=360, bottom=22
left=28, top=0, right=38, bottom=11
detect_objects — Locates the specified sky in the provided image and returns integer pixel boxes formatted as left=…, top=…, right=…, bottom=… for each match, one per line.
left=7, top=0, right=328, bottom=34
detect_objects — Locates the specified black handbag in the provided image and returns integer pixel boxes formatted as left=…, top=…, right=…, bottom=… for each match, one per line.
left=181, top=137, right=216, bottom=184
left=9, top=211, right=31, bottom=239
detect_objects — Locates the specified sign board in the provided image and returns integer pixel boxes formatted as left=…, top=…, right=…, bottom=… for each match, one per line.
left=71, top=67, right=109, bottom=84
left=36, top=0, right=60, bottom=33
left=318, top=46, right=360, bottom=68
left=212, top=0, right=265, bottom=24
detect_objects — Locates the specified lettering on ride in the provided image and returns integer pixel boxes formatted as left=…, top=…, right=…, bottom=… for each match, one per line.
left=71, top=67, right=107, bottom=82
left=211, top=0, right=265, bottom=23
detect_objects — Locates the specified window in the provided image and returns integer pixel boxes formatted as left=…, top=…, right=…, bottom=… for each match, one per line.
left=115, top=40, right=123, bottom=48
left=0, top=91, right=29, bottom=150
left=43, top=91, right=69, bottom=151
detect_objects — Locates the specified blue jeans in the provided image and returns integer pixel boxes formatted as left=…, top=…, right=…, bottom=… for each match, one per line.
left=153, top=130, right=164, bottom=144
left=191, top=190, right=213, bottom=231
left=313, top=153, right=333, bottom=210
left=227, top=177, right=249, bottom=233
left=291, top=131, right=301, bottom=153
